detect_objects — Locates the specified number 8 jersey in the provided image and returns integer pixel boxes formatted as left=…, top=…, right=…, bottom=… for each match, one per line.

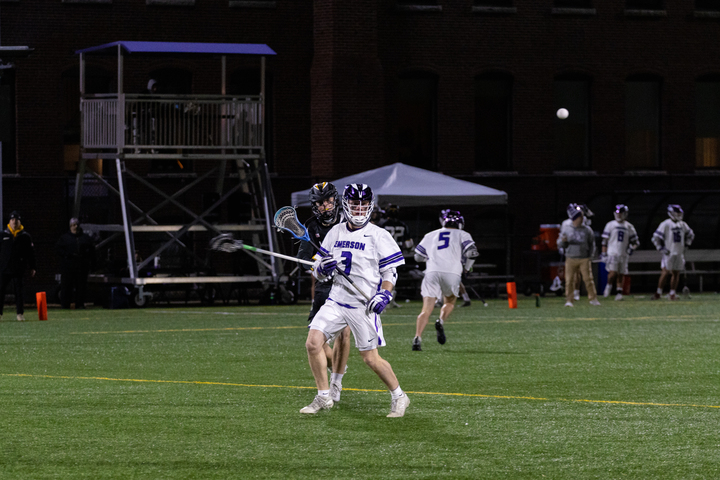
left=415, top=227, right=476, bottom=276
left=321, top=222, right=405, bottom=307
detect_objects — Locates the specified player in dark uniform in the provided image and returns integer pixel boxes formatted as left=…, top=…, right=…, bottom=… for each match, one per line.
left=297, top=182, right=350, bottom=401
left=381, top=204, right=414, bottom=308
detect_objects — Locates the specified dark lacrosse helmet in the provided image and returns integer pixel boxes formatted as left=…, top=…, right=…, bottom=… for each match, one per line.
left=385, top=204, right=400, bottom=219
left=309, top=182, right=339, bottom=225
left=614, top=204, right=629, bottom=222
left=668, top=204, right=684, bottom=222
left=567, top=203, right=583, bottom=221
left=442, top=210, right=465, bottom=230
left=342, top=183, right=374, bottom=227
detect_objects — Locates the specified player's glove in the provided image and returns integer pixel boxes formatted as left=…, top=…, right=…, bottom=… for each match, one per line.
left=315, top=255, right=337, bottom=279
left=366, top=289, right=393, bottom=315
left=661, top=248, right=670, bottom=256
left=627, top=245, right=637, bottom=256
left=600, top=253, right=608, bottom=263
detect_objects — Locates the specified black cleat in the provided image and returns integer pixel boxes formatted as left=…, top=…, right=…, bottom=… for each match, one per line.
left=435, top=319, right=446, bottom=345
left=412, top=336, right=422, bottom=351
left=461, top=300, right=471, bottom=307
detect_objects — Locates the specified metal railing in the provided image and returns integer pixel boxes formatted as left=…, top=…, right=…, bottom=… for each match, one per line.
left=81, top=94, right=263, bottom=152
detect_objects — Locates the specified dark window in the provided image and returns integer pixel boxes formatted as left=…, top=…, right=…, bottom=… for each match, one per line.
left=696, top=0, right=720, bottom=11
left=555, top=0, right=592, bottom=7
left=626, top=0, right=663, bottom=9
left=397, top=0, right=437, bottom=4
left=475, top=74, right=512, bottom=171
left=397, top=72, right=437, bottom=170
left=695, top=77, right=720, bottom=168
left=474, top=0, right=513, bottom=6
left=0, top=69, right=15, bottom=175
left=625, top=76, right=661, bottom=169
left=554, top=76, right=591, bottom=170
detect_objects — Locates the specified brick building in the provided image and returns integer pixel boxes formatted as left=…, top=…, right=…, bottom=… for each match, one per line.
left=2, top=0, right=720, bottom=295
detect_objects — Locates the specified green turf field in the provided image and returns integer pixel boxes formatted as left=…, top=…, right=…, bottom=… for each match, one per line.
left=1, top=294, right=719, bottom=479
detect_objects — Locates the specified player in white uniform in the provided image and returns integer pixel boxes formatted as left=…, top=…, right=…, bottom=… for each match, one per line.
left=412, top=210, right=478, bottom=351
left=601, top=204, right=639, bottom=301
left=651, top=204, right=695, bottom=300
left=301, top=183, right=410, bottom=417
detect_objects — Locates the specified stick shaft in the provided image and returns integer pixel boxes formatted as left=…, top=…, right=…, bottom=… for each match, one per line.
left=241, top=243, right=314, bottom=266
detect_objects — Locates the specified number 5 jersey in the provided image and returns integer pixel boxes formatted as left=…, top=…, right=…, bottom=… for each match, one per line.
left=415, top=228, right=476, bottom=276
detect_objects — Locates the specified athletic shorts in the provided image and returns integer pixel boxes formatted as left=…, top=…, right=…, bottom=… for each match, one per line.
left=605, top=255, right=629, bottom=275
left=421, top=271, right=461, bottom=299
left=661, top=253, right=685, bottom=272
left=310, top=298, right=386, bottom=351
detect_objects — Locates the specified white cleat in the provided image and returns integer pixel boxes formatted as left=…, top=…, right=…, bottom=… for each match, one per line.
left=615, top=293, right=623, bottom=301
left=564, top=301, right=574, bottom=307
left=603, top=284, right=612, bottom=298
left=330, top=382, right=342, bottom=403
left=589, top=299, right=601, bottom=306
left=300, top=395, right=334, bottom=414
left=17, top=314, right=25, bottom=322
left=573, top=291, right=580, bottom=301
left=387, top=393, right=410, bottom=418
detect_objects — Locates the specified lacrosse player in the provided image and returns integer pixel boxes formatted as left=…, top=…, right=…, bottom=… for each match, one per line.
left=301, top=183, right=410, bottom=417
left=601, top=204, right=639, bottom=301
left=297, top=182, right=351, bottom=399
left=559, top=204, right=600, bottom=307
left=411, top=210, right=477, bottom=351
left=651, top=205, right=695, bottom=300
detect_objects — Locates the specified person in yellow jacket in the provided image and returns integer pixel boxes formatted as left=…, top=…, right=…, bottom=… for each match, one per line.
left=0, top=211, right=36, bottom=321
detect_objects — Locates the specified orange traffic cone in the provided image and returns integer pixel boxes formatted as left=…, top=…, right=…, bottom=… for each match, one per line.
left=506, top=282, right=518, bottom=309
left=36, top=292, right=48, bottom=321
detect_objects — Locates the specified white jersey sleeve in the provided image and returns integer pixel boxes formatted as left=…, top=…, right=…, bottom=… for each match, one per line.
left=416, top=228, right=473, bottom=276
left=321, top=223, right=404, bottom=307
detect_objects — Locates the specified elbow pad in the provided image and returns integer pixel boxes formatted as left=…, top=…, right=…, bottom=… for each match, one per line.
left=414, top=252, right=428, bottom=263
left=463, top=243, right=479, bottom=259
left=651, top=235, right=664, bottom=250
left=380, top=267, right=398, bottom=287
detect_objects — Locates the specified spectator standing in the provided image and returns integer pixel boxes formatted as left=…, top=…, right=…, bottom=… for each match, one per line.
left=559, top=205, right=600, bottom=307
left=0, top=211, right=36, bottom=321
left=56, top=218, right=96, bottom=309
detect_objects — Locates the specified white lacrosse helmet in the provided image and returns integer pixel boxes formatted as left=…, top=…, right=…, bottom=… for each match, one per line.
left=668, top=204, right=683, bottom=222
left=342, top=183, right=374, bottom=227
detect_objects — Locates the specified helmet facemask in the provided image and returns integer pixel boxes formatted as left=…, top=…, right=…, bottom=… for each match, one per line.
left=614, top=204, right=629, bottom=222
left=342, top=183, right=374, bottom=227
left=668, top=204, right=684, bottom=222
left=309, top=182, right=340, bottom=225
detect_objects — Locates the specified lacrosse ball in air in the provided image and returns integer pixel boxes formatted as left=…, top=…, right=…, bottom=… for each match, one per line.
left=556, top=108, right=569, bottom=119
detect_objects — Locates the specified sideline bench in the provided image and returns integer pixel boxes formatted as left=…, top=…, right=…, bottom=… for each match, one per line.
left=625, top=249, right=720, bottom=292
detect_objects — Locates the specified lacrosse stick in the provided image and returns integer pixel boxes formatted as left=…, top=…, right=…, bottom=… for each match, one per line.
left=682, top=269, right=691, bottom=299
left=209, top=233, right=314, bottom=266
left=274, top=206, right=373, bottom=303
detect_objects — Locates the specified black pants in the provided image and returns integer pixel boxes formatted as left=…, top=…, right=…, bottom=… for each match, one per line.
left=61, top=267, right=89, bottom=309
left=308, top=281, right=332, bottom=324
left=0, top=273, right=24, bottom=315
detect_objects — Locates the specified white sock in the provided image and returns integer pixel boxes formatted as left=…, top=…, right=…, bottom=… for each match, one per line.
left=390, top=386, right=404, bottom=399
left=330, top=373, right=344, bottom=385
left=657, top=288, right=663, bottom=294
left=574, top=290, right=580, bottom=295
left=461, top=292, right=470, bottom=301
left=669, top=289, right=676, bottom=296
left=436, top=318, right=443, bottom=325
left=318, top=389, right=330, bottom=397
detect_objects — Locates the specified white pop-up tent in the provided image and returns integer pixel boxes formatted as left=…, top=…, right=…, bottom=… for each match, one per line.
left=291, top=163, right=507, bottom=206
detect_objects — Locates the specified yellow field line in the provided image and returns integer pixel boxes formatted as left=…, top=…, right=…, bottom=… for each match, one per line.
left=2, top=373, right=718, bottom=410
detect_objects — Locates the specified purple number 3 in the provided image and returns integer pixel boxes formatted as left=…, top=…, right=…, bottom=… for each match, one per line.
left=341, top=251, right=353, bottom=275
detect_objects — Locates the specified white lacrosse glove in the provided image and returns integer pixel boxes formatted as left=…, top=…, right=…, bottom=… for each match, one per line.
left=366, top=289, right=393, bottom=315
left=314, top=255, right=337, bottom=281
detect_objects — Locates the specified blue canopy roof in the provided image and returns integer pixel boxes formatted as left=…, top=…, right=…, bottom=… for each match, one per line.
left=76, top=41, right=276, bottom=56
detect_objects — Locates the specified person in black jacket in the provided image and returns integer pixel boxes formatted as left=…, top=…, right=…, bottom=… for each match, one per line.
left=297, top=182, right=350, bottom=403
left=0, top=211, right=36, bottom=321
left=56, top=218, right=95, bottom=309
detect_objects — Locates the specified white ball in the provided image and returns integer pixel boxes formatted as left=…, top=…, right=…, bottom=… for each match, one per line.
left=557, top=108, right=569, bottom=120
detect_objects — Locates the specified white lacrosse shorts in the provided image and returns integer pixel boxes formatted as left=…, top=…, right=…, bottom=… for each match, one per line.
left=661, top=253, right=685, bottom=272
left=605, top=255, right=629, bottom=275
left=310, top=299, right=386, bottom=351
left=421, top=271, right=461, bottom=300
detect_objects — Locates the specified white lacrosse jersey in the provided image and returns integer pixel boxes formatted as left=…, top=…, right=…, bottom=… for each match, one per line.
left=415, top=228, right=476, bottom=276
left=601, top=220, right=639, bottom=256
left=653, top=219, right=695, bottom=255
left=320, top=222, right=405, bottom=307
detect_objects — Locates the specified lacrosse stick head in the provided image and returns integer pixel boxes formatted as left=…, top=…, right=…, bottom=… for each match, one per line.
left=274, top=206, right=312, bottom=243
left=682, top=285, right=691, bottom=299
left=209, top=233, right=242, bottom=253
